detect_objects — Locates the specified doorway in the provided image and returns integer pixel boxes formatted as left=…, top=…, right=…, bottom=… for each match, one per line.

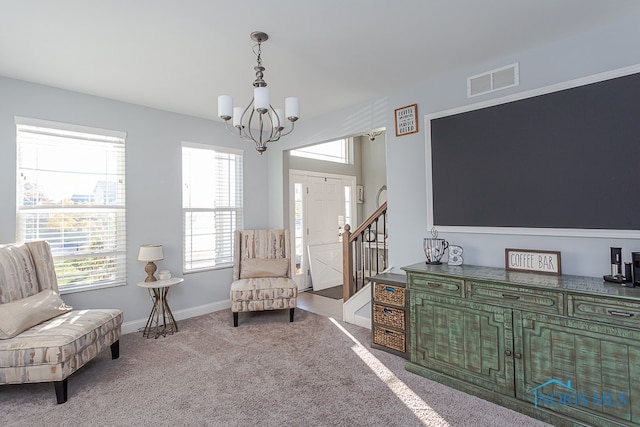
left=289, top=170, right=356, bottom=291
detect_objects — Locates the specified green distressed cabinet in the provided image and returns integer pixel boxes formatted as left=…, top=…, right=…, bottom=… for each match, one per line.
left=403, top=263, right=640, bottom=427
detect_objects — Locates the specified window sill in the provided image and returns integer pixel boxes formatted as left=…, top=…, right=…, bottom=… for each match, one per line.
left=59, top=281, right=126, bottom=295
left=183, top=263, right=233, bottom=275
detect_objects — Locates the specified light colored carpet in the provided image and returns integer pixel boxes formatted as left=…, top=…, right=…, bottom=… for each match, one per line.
left=0, top=309, right=550, bottom=427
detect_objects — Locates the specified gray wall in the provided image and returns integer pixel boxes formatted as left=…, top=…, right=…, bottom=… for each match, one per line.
left=0, top=76, right=269, bottom=329
left=266, top=11, right=640, bottom=277
left=359, top=133, right=387, bottom=219
left=3, top=10, right=640, bottom=329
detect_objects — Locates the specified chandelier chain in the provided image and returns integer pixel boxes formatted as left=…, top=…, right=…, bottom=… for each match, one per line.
left=253, top=39, right=266, bottom=88
left=256, top=40, right=262, bottom=66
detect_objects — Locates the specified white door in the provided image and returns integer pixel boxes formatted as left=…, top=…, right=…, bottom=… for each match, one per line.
left=307, top=176, right=342, bottom=245
left=307, top=242, right=343, bottom=291
left=289, top=171, right=356, bottom=291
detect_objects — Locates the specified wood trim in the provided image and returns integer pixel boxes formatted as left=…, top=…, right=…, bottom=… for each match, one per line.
left=349, top=202, right=387, bottom=242
left=342, top=201, right=388, bottom=301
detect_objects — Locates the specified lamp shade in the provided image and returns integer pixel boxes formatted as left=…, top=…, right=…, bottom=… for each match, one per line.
left=273, top=109, right=284, bottom=129
left=233, top=107, right=244, bottom=127
left=285, top=97, right=299, bottom=119
left=218, top=95, right=233, bottom=119
left=254, top=87, right=269, bottom=113
left=138, top=245, right=164, bottom=262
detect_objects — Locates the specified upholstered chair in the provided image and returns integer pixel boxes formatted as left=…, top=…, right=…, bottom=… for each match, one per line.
left=230, top=229, right=297, bottom=326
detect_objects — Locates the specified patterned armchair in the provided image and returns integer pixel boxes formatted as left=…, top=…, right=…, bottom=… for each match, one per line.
left=230, top=229, right=297, bottom=327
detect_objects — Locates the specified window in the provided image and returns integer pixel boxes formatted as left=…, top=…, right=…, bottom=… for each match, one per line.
left=344, top=185, right=352, bottom=232
left=290, top=138, right=350, bottom=164
left=182, top=142, right=243, bottom=272
left=293, top=182, right=304, bottom=275
left=16, top=117, right=127, bottom=292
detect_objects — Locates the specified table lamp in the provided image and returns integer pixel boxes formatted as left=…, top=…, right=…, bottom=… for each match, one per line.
left=138, top=244, right=164, bottom=282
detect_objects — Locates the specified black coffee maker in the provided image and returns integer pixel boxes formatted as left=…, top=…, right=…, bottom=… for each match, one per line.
left=629, top=252, right=640, bottom=288
left=603, top=247, right=633, bottom=285
left=604, top=247, right=636, bottom=287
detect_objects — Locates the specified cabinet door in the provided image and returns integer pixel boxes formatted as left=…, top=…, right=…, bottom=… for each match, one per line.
left=515, top=311, right=640, bottom=425
left=411, top=292, right=515, bottom=395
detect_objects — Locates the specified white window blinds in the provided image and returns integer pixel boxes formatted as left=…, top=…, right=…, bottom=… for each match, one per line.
left=182, top=142, right=243, bottom=272
left=16, top=117, right=127, bottom=292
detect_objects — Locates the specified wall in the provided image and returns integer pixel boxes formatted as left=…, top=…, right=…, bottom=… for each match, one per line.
left=267, top=11, right=640, bottom=278
left=359, top=133, right=387, bottom=219
left=0, top=76, right=269, bottom=330
left=3, top=10, right=640, bottom=330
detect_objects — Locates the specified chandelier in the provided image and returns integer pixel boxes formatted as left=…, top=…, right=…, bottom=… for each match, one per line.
left=218, top=31, right=299, bottom=154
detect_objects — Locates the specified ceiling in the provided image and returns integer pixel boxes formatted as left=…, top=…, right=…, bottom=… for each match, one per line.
left=1, top=1, right=639, bottom=122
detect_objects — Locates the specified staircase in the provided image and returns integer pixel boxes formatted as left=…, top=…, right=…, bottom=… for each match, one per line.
left=342, top=282, right=372, bottom=328
left=341, top=202, right=388, bottom=328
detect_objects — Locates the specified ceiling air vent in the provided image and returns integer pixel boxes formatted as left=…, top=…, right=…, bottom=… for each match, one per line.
left=467, top=63, right=519, bottom=98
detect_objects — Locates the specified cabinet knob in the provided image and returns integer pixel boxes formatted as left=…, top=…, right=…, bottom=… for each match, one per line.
left=515, top=353, right=522, bottom=359
left=505, top=350, right=512, bottom=356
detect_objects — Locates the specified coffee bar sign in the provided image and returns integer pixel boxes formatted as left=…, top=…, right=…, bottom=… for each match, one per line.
left=505, top=248, right=562, bottom=275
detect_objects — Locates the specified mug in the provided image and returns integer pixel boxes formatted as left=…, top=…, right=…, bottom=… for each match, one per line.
left=423, top=237, right=449, bottom=264
left=158, top=270, right=171, bottom=280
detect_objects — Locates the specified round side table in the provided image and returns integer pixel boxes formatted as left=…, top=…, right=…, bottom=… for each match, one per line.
left=137, top=277, right=184, bottom=339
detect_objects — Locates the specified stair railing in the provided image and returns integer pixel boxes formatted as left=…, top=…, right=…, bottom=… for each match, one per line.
left=342, top=201, right=387, bottom=301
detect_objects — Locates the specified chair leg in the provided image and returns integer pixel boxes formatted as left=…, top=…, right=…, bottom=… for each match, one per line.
left=54, top=379, right=68, bottom=404
left=290, top=308, right=295, bottom=323
left=233, top=312, right=238, bottom=327
left=53, top=341, right=119, bottom=404
left=110, top=340, right=120, bottom=359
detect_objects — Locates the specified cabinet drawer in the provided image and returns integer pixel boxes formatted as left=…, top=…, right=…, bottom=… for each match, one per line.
left=373, top=326, right=405, bottom=353
left=467, top=281, right=563, bottom=315
left=568, top=295, right=640, bottom=329
left=372, top=304, right=405, bottom=330
left=408, top=274, right=464, bottom=297
left=373, top=283, right=405, bottom=307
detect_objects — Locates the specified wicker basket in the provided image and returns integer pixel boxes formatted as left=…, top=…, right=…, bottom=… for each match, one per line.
left=373, top=283, right=405, bottom=307
left=373, top=327, right=405, bottom=353
left=373, top=304, right=405, bottom=330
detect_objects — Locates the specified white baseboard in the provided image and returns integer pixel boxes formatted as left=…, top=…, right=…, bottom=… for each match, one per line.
left=121, top=299, right=231, bottom=335
left=352, top=313, right=372, bottom=330
left=343, top=282, right=372, bottom=329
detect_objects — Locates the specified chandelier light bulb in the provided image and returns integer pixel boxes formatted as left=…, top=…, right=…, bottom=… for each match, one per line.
left=273, top=109, right=284, bottom=130
left=233, top=107, right=243, bottom=128
left=254, top=87, right=269, bottom=114
left=218, top=95, right=232, bottom=120
left=285, top=97, right=299, bottom=121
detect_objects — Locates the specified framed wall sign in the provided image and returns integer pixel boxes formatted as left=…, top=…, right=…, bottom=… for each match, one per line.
left=505, top=248, right=562, bottom=275
left=394, top=104, right=418, bottom=137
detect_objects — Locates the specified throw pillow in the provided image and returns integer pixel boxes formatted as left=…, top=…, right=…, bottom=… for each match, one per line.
left=240, top=258, right=290, bottom=279
left=0, top=289, right=73, bottom=339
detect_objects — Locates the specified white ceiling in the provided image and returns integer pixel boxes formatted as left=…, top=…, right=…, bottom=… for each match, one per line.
left=1, top=1, right=639, bottom=122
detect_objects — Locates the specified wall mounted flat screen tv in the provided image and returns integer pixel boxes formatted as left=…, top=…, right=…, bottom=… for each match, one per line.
left=426, top=66, right=640, bottom=238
